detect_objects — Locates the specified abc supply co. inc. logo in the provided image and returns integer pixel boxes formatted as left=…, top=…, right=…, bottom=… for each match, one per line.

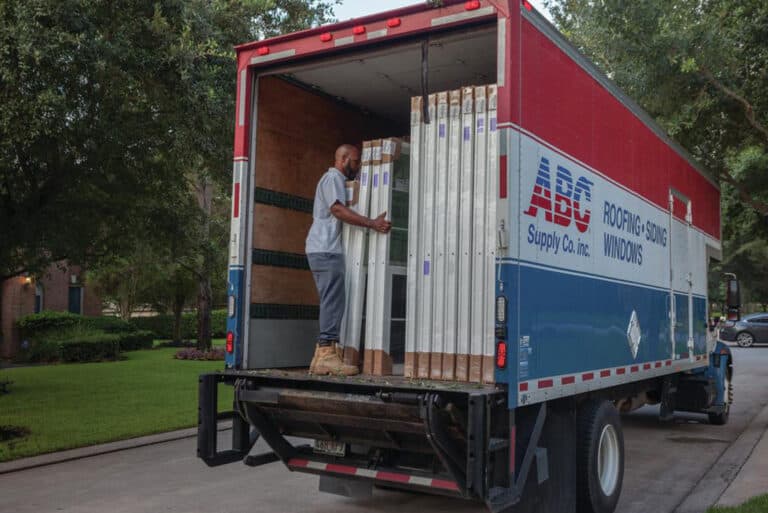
left=523, top=157, right=594, bottom=259
left=524, top=157, right=593, bottom=232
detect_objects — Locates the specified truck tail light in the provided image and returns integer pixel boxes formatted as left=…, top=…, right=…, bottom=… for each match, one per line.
left=353, top=25, right=366, bottom=35
left=386, top=18, right=401, bottom=28
left=465, top=0, right=481, bottom=10
left=227, top=296, right=235, bottom=317
left=496, top=296, right=507, bottom=323
left=257, top=46, right=269, bottom=56
left=320, top=32, right=333, bottom=42
left=522, top=0, right=533, bottom=11
left=226, top=332, right=234, bottom=353
left=496, top=341, right=507, bottom=368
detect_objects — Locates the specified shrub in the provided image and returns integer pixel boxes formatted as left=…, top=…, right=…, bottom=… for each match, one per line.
left=17, top=311, right=81, bottom=336
left=117, top=330, right=154, bottom=351
left=58, top=336, right=120, bottom=363
left=24, top=340, right=62, bottom=363
left=211, top=309, right=227, bottom=338
left=17, top=326, right=121, bottom=363
left=84, top=316, right=135, bottom=333
left=18, top=312, right=134, bottom=338
left=130, top=309, right=227, bottom=340
left=173, top=347, right=225, bottom=361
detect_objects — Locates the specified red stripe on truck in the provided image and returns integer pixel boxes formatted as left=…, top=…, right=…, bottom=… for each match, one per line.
left=538, top=379, right=554, bottom=389
left=376, top=471, right=410, bottom=483
left=431, top=479, right=460, bottom=491
left=561, top=376, right=575, bottom=385
left=500, top=155, right=508, bottom=198
left=326, top=463, right=358, bottom=475
left=233, top=183, right=240, bottom=218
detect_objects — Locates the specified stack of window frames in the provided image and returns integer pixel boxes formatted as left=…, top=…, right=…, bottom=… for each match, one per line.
left=404, top=84, right=498, bottom=383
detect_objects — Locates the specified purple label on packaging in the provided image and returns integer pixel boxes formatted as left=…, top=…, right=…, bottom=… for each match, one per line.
left=477, top=118, right=484, bottom=133
left=439, top=124, right=446, bottom=138
left=373, top=174, right=379, bottom=188
left=423, top=260, right=430, bottom=275
left=463, top=127, right=470, bottom=141
left=490, top=118, right=497, bottom=132
left=383, top=172, right=389, bottom=185
left=361, top=172, right=368, bottom=186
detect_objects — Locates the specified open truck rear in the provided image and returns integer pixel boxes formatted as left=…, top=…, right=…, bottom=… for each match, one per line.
left=198, top=2, right=735, bottom=512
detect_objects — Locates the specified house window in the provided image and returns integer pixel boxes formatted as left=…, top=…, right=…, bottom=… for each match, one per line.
left=68, top=286, right=83, bottom=314
left=34, top=284, right=44, bottom=314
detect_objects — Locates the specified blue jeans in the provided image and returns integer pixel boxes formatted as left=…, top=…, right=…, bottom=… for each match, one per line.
left=307, top=253, right=345, bottom=344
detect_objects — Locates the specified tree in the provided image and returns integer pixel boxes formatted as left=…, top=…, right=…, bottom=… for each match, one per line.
left=546, top=0, right=768, bottom=305
left=1, top=0, right=337, bottom=348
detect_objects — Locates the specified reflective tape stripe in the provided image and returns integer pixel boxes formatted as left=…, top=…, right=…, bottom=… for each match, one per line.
left=286, top=459, right=460, bottom=492
left=250, top=49, right=296, bottom=65
left=431, top=6, right=495, bottom=26
left=518, top=355, right=709, bottom=406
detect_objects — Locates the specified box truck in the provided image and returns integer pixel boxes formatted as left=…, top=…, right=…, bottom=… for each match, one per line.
left=198, top=2, right=736, bottom=512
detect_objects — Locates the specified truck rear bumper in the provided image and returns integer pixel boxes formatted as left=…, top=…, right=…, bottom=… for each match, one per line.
left=197, top=370, right=507, bottom=500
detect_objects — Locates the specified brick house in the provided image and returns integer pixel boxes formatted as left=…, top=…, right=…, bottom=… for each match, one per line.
left=0, top=263, right=101, bottom=359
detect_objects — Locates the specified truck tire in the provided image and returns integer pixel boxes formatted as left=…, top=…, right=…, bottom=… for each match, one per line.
left=577, top=400, right=624, bottom=513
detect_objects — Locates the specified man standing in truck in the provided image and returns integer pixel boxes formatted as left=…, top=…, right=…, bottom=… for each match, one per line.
left=305, top=144, right=391, bottom=375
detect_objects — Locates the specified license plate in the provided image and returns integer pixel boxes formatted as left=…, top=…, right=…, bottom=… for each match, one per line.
left=313, top=439, right=346, bottom=457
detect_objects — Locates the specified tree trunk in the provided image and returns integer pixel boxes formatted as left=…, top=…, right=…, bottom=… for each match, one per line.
left=172, top=294, right=184, bottom=344
left=195, top=174, right=214, bottom=351
left=197, top=277, right=212, bottom=351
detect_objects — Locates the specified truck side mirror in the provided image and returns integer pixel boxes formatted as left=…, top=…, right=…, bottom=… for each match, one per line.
left=726, top=277, right=740, bottom=321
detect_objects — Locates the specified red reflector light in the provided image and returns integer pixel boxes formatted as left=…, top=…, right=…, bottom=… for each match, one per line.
left=465, top=0, right=481, bottom=10
left=496, top=341, right=507, bottom=368
left=353, top=25, right=366, bottom=35
left=387, top=18, right=401, bottom=28
left=522, top=0, right=533, bottom=11
left=226, top=332, right=234, bottom=353
left=257, top=46, right=269, bottom=56
left=320, top=32, right=333, bottom=42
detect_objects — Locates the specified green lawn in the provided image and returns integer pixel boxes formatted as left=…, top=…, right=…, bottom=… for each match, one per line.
left=0, top=346, right=231, bottom=462
left=709, top=495, right=768, bottom=513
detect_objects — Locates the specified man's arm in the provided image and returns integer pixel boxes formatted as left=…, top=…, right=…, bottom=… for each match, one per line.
left=330, top=202, right=391, bottom=233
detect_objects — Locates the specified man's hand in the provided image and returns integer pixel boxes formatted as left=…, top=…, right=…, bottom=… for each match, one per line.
left=370, top=212, right=392, bottom=233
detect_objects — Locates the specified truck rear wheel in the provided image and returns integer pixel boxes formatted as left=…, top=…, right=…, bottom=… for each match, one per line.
left=577, top=400, right=624, bottom=513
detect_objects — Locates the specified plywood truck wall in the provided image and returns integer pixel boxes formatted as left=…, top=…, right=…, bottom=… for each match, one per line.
left=248, top=76, right=400, bottom=368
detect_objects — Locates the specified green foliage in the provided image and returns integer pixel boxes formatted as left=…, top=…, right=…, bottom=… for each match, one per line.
left=116, top=330, right=154, bottom=351
left=57, top=337, right=120, bottom=363
left=17, top=311, right=81, bottom=334
left=546, top=0, right=768, bottom=305
left=16, top=313, right=150, bottom=362
left=0, top=0, right=336, bottom=281
left=21, top=331, right=120, bottom=364
left=129, top=309, right=226, bottom=340
left=17, top=312, right=133, bottom=338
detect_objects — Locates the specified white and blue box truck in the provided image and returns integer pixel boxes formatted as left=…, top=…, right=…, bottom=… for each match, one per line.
left=198, top=2, right=735, bottom=512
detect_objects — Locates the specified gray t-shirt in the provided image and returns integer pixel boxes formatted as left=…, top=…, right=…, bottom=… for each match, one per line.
left=306, top=167, right=347, bottom=254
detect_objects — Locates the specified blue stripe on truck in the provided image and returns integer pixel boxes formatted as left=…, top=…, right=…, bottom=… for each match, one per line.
left=225, top=267, right=245, bottom=368
left=495, top=261, right=707, bottom=406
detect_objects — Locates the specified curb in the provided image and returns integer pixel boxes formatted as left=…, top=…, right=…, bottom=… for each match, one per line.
left=0, top=424, right=231, bottom=476
left=674, top=400, right=768, bottom=513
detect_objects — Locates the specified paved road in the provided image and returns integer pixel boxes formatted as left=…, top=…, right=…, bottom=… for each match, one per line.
left=1, top=346, right=766, bottom=513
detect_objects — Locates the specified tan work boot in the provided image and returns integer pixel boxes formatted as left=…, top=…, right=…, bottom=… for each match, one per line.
left=312, top=345, right=359, bottom=376
left=308, top=344, right=322, bottom=374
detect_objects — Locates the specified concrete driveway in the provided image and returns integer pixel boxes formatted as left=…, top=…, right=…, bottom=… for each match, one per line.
left=1, top=346, right=766, bottom=513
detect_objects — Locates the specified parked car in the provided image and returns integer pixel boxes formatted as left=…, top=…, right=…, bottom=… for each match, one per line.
left=719, top=313, right=768, bottom=347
